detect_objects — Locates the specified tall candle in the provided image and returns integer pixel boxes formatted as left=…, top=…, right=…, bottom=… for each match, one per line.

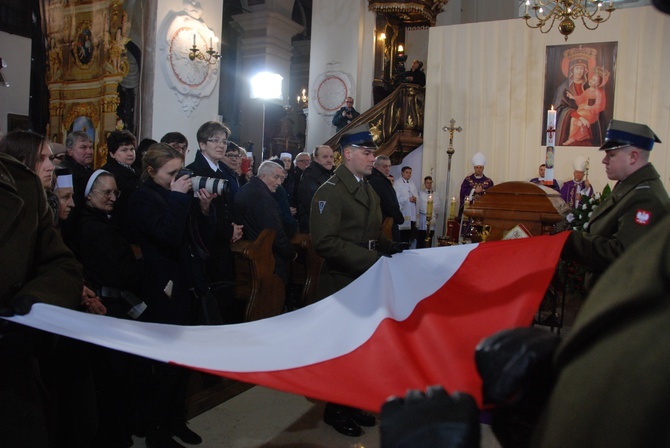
left=193, top=34, right=196, bottom=47
left=427, top=194, right=434, bottom=218
left=449, top=196, right=456, bottom=218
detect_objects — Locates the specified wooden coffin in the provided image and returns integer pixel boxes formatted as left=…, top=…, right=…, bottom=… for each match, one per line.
left=464, top=181, right=569, bottom=241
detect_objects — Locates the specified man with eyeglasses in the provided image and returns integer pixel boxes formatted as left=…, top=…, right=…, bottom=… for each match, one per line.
left=562, top=119, right=670, bottom=290
left=160, top=131, right=189, bottom=155
left=186, top=121, right=243, bottom=290
left=332, top=97, right=360, bottom=132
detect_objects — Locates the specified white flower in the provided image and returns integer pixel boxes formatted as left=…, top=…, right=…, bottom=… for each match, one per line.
left=588, top=212, right=593, bottom=218
left=592, top=205, right=598, bottom=212
left=566, top=213, right=575, bottom=223
left=582, top=204, right=588, bottom=210
left=583, top=222, right=589, bottom=230
left=594, top=192, right=601, bottom=200
left=589, top=198, right=595, bottom=204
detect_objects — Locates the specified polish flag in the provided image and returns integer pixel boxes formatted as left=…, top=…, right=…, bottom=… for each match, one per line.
left=6, top=232, right=569, bottom=412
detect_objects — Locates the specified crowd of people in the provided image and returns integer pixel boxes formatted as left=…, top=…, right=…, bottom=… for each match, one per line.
left=2, top=114, right=669, bottom=447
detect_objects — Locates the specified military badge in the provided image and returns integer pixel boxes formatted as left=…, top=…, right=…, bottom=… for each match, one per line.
left=319, top=201, right=326, bottom=214
left=635, top=209, right=651, bottom=225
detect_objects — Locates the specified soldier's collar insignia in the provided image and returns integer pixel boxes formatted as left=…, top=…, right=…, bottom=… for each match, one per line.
left=319, top=201, right=326, bottom=214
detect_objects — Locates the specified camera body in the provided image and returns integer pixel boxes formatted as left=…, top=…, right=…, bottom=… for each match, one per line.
left=177, top=168, right=229, bottom=196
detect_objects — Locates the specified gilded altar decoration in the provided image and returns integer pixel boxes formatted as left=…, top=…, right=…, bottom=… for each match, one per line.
left=44, top=0, right=132, bottom=167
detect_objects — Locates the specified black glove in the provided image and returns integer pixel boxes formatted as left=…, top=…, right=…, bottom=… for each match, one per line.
left=390, top=242, right=409, bottom=254
left=475, top=327, right=561, bottom=448
left=381, top=386, right=480, bottom=448
left=0, top=295, right=38, bottom=317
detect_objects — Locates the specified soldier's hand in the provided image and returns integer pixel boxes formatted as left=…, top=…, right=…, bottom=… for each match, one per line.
left=390, top=242, right=409, bottom=254
left=0, top=295, right=38, bottom=317
left=381, top=386, right=480, bottom=448
left=475, top=327, right=561, bottom=448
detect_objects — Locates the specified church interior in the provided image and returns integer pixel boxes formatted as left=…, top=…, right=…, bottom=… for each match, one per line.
left=1, top=0, right=669, bottom=447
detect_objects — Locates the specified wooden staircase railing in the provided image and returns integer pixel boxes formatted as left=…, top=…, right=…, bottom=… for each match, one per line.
left=324, top=83, right=425, bottom=164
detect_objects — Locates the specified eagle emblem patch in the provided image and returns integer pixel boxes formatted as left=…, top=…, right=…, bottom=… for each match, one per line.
left=635, top=209, right=651, bottom=225
left=318, top=201, right=326, bottom=214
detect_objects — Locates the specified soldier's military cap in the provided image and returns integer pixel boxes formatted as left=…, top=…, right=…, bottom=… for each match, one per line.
left=600, top=119, right=661, bottom=151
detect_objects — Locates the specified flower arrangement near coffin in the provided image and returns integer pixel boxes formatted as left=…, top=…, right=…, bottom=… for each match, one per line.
left=559, top=184, right=612, bottom=301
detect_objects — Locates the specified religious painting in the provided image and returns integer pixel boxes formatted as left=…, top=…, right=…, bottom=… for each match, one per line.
left=69, top=115, right=95, bottom=144
left=74, top=24, right=94, bottom=65
left=542, top=42, right=617, bottom=147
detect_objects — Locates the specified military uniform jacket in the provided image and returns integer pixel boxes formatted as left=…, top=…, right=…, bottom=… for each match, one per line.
left=563, top=163, right=670, bottom=284
left=0, top=153, right=81, bottom=309
left=310, top=164, right=392, bottom=297
left=533, top=213, right=670, bottom=448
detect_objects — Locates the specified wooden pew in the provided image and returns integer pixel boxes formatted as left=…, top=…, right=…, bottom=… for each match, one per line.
left=231, top=228, right=286, bottom=322
left=185, top=229, right=286, bottom=419
left=290, top=233, right=324, bottom=308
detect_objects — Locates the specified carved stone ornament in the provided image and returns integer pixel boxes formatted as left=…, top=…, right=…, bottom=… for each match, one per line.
left=313, top=69, right=355, bottom=116
left=158, top=8, right=220, bottom=117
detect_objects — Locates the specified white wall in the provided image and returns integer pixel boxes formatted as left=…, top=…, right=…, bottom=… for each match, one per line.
left=424, top=6, right=670, bottom=233
left=0, top=31, right=32, bottom=136
left=150, top=0, right=222, bottom=165
left=305, top=0, right=376, bottom=151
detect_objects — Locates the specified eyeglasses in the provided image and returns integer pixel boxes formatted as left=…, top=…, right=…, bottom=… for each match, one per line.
left=207, top=139, right=228, bottom=146
left=225, top=153, right=240, bottom=159
left=92, top=189, right=121, bottom=199
left=345, top=101, right=354, bottom=104
left=171, top=143, right=188, bottom=152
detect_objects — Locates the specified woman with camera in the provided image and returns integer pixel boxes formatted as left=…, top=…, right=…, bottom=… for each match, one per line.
left=128, top=142, right=217, bottom=448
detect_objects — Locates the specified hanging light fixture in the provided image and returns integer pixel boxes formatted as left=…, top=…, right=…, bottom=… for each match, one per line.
left=522, top=0, right=616, bottom=41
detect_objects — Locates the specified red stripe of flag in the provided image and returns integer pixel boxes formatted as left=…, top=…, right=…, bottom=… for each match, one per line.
left=187, top=232, right=570, bottom=412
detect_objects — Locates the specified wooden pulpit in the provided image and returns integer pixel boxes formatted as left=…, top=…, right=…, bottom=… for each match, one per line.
left=464, top=181, right=569, bottom=241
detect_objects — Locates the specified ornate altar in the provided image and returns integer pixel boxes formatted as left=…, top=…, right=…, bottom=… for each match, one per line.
left=464, top=181, right=570, bottom=241
left=44, top=0, right=131, bottom=167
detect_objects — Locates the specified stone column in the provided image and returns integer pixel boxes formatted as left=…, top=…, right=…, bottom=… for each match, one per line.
left=232, top=10, right=303, bottom=164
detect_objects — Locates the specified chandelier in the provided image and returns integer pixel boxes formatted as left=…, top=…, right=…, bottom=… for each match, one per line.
left=522, top=0, right=616, bottom=41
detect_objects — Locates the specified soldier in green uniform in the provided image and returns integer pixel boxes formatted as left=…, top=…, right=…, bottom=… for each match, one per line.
left=310, top=127, right=403, bottom=298
left=563, top=119, right=670, bottom=288
left=310, top=126, right=405, bottom=437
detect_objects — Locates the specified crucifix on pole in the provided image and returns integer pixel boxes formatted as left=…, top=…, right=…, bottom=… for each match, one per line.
left=442, top=118, right=462, bottom=234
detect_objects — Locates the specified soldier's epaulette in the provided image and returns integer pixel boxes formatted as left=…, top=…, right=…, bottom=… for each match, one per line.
left=325, top=179, right=338, bottom=186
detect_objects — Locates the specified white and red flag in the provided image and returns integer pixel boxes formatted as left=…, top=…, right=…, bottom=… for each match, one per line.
left=6, top=232, right=569, bottom=412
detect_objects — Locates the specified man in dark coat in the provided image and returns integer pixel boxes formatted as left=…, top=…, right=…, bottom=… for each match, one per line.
left=60, top=131, right=95, bottom=246
left=186, top=121, right=243, bottom=285
left=332, top=97, right=360, bottom=132
left=235, top=161, right=296, bottom=284
left=0, top=152, right=82, bottom=447
left=403, top=59, right=426, bottom=86
left=562, top=119, right=670, bottom=289
left=310, top=126, right=403, bottom=438
left=297, top=145, right=334, bottom=232
left=367, top=154, right=404, bottom=241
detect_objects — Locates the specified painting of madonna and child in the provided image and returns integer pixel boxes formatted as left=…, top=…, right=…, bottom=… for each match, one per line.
left=542, top=42, right=618, bottom=147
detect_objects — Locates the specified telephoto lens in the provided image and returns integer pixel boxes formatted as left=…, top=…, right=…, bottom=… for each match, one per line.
left=191, top=176, right=229, bottom=196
